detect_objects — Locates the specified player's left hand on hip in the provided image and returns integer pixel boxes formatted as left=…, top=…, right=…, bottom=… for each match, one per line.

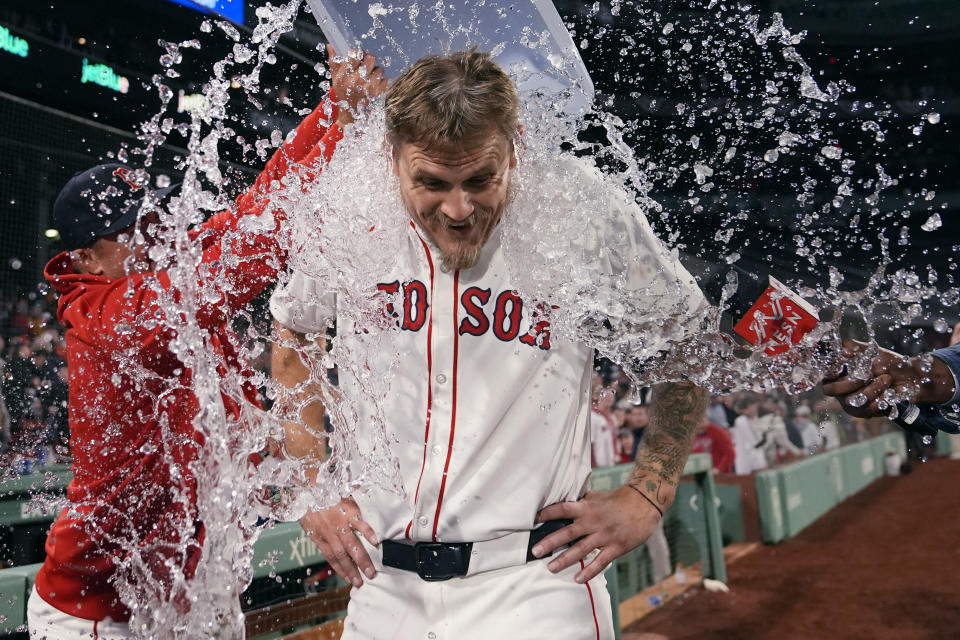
left=531, top=486, right=662, bottom=584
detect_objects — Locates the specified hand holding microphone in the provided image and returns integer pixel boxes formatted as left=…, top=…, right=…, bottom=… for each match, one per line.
left=821, top=340, right=960, bottom=435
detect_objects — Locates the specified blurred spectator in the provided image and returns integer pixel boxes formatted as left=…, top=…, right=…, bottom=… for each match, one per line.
left=691, top=414, right=735, bottom=473
left=757, top=397, right=802, bottom=466
left=730, top=395, right=768, bottom=475
left=590, top=382, right=619, bottom=467
left=813, top=398, right=844, bottom=451
left=616, top=427, right=635, bottom=464
left=706, top=396, right=731, bottom=428
left=792, top=405, right=821, bottom=454
left=623, top=404, right=649, bottom=460
left=611, top=404, right=627, bottom=432
left=784, top=411, right=805, bottom=449
left=42, top=365, right=70, bottom=460
left=11, top=300, right=30, bottom=337
left=4, top=340, right=37, bottom=433
left=0, top=288, right=70, bottom=463
left=0, top=299, right=10, bottom=340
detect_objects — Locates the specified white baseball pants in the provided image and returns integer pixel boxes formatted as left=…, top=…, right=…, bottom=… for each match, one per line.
left=27, top=589, right=134, bottom=640
left=340, top=540, right=615, bottom=640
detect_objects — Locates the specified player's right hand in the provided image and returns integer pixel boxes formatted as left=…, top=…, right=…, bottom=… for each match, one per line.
left=299, top=497, right=379, bottom=588
left=328, top=45, right=388, bottom=127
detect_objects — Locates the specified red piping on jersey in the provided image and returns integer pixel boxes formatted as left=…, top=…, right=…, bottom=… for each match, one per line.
left=93, top=621, right=99, bottom=640
left=582, top=559, right=601, bottom=640
left=431, top=268, right=460, bottom=541
left=405, top=223, right=435, bottom=540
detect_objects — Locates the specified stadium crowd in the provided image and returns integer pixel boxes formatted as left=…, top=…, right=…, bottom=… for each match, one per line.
left=589, top=364, right=900, bottom=473
left=0, top=288, right=69, bottom=468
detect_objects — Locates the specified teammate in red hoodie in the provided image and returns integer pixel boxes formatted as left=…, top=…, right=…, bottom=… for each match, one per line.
left=691, top=414, right=736, bottom=474
left=28, top=51, right=385, bottom=637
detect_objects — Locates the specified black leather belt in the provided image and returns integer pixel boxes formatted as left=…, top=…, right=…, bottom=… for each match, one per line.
left=381, top=519, right=573, bottom=582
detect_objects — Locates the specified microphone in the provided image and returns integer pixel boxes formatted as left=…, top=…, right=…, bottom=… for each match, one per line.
left=888, top=401, right=960, bottom=436
left=701, top=264, right=819, bottom=356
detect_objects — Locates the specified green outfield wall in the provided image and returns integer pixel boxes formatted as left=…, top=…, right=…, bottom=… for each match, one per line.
left=755, top=432, right=907, bottom=544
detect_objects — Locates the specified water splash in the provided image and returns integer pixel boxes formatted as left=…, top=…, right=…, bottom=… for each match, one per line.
left=41, top=0, right=952, bottom=635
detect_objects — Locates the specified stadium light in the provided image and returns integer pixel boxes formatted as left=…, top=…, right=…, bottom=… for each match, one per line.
left=44, top=228, right=60, bottom=240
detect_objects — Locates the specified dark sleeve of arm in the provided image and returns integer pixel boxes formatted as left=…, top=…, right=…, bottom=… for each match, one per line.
left=931, top=345, right=960, bottom=408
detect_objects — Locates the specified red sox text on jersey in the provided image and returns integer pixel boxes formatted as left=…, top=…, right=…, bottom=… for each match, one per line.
left=375, top=279, right=553, bottom=350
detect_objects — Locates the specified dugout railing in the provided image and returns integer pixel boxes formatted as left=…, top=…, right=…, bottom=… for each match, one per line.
left=591, top=452, right=726, bottom=636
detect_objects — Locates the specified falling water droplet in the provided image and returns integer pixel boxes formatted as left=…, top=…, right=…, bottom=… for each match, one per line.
left=820, top=145, right=841, bottom=159
left=847, top=393, right=868, bottom=408
left=921, top=214, right=942, bottom=231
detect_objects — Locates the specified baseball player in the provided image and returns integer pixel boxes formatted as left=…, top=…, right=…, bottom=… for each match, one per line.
left=271, top=51, right=709, bottom=639
left=29, top=51, right=385, bottom=638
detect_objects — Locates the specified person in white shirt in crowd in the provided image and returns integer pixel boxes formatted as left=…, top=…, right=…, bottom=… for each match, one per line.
left=813, top=398, right=844, bottom=451
left=756, top=396, right=803, bottom=466
left=792, top=404, right=823, bottom=454
left=730, top=395, right=769, bottom=475
left=591, top=383, right=619, bottom=467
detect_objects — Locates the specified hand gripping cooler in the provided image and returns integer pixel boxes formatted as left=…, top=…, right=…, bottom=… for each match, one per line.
left=304, top=0, right=595, bottom=115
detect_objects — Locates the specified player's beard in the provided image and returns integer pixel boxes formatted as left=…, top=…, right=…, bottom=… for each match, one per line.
left=416, top=200, right=505, bottom=272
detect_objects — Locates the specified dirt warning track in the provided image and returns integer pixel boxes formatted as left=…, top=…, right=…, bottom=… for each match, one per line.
left=626, top=458, right=960, bottom=640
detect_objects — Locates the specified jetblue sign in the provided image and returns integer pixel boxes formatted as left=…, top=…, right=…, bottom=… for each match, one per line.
left=0, top=25, right=29, bottom=57
left=80, top=58, right=130, bottom=94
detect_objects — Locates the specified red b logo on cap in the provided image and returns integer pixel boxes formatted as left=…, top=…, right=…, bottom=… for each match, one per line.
left=112, top=167, right=143, bottom=190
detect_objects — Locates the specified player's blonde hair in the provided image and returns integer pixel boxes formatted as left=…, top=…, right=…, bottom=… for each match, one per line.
left=385, top=50, right=519, bottom=149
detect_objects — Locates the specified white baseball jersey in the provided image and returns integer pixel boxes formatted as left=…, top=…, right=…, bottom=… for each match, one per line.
left=271, top=155, right=704, bottom=546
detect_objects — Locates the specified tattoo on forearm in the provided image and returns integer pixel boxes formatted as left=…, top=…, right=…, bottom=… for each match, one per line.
left=628, top=381, right=708, bottom=507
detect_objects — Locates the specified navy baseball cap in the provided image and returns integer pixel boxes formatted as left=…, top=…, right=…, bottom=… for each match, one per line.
left=52, top=163, right=179, bottom=249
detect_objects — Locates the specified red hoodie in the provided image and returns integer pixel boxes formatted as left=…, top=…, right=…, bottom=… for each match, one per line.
left=691, top=422, right=736, bottom=474
left=35, top=99, right=343, bottom=622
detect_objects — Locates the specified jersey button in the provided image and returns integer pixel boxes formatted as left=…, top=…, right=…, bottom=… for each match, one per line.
left=418, top=516, right=429, bottom=527
left=432, top=445, right=442, bottom=456
left=435, top=373, right=447, bottom=384
left=428, top=633, right=437, bottom=640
